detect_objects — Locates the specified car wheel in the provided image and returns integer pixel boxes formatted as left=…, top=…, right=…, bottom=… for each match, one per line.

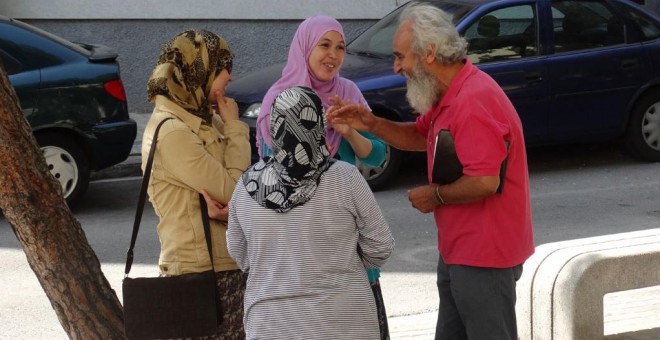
left=35, top=133, right=90, bottom=208
left=625, top=91, right=660, bottom=162
left=357, top=145, right=403, bottom=192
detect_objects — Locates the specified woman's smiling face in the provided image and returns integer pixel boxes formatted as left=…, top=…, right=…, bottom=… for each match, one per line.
left=308, top=30, right=346, bottom=82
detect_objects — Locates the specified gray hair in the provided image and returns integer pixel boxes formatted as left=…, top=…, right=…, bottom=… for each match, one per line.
left=398, top=2, right=468, bottom=64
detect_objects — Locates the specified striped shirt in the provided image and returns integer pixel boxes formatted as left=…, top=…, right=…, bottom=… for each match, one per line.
left=228, top=161, right=394, bottom=340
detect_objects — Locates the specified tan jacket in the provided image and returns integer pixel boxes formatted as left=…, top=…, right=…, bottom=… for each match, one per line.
left=141, top=96, right=251, bottom=275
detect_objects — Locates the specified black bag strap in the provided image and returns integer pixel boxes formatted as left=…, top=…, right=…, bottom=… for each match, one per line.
left=124, top=117, right=215, bottom=276
left=199, top=192, right=215, bottom=270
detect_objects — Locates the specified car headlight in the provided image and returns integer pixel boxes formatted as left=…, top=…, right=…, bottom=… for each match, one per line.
left=242, top=102, right=262, bottom=119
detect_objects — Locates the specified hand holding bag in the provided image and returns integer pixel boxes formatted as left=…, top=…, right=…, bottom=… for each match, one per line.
left=122, top=118, right=220, bottom=339
left=432, top=129, right=509, bottom=193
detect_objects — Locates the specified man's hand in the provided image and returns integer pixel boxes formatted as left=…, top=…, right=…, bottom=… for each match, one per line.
left=327, top=95, right=377, bottom=132
left=201, top=189, right=229, bottom=222
left=326, top=95, right=352, bottom=135
left=327, top=113, right=352, bottom=136
left=408, top=184, right=439, bottom=213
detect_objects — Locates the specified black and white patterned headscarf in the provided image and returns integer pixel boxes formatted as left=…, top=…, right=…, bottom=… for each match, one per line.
left=241, top=86, right=334, bottom=212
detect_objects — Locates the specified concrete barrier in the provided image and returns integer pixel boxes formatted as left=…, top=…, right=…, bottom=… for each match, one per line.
left=516, top=229, right=660, bottom=339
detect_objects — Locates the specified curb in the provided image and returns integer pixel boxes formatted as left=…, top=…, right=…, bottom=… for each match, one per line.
left=90, top=154, right=142, bottom=181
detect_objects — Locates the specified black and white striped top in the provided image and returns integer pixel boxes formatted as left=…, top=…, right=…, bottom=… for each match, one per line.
left=228, top=161, right=394, bottom=340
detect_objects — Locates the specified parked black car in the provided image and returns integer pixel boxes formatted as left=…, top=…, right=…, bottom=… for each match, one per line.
left=227, top=0, right=660, bottom=190
left=0, top=16, right=137, bottom=208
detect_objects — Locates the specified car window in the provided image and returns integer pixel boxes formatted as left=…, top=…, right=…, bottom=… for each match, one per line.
left=348, top=0, right=474, bottom=58
left=0, top=49, right=23, bottom=75
left=9, top=19, right=91, bottom=57
left=615, top=3, right=660, bottom=41
left=349, top=9, right=400, bottom=57
left=464, top=5, right=538, bottom=65
left=551, top=0, right=625, bottom=53
left=0, top=21, right=67, bottom=71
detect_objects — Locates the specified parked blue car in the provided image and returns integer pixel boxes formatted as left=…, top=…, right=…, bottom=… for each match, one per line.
left=227, top=0, right=660, bottom=190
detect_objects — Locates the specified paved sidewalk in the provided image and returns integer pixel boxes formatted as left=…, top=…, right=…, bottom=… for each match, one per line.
left=388, top=284, right=660, bottom=340
left=389, top=312, right=437, bottom=339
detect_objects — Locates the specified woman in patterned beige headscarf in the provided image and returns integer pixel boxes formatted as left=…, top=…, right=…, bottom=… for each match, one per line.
left=142, top=29, right=251, bottom=339
left=147, top=29, right=234, bottom=122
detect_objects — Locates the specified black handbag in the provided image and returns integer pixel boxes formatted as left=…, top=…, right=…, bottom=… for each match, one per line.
left=122, top=118, right=221, bottom=340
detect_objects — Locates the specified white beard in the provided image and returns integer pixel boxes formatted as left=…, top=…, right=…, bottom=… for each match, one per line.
left=405, top=63, right=440, bottom=115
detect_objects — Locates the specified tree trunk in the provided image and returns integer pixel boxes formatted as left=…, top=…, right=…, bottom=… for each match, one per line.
left=0, top=64, right=125, bottom=338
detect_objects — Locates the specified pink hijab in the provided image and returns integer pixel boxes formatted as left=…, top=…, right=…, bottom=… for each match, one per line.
left=256, top=15, right=368, bottom=157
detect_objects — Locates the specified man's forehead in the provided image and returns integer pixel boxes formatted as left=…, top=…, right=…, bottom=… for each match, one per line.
left=395, top=20, right=413, bottom=37
left=393, top=21, right=413, bottom=51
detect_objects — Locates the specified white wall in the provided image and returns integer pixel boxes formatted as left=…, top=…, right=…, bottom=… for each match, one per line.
left=0, top=0, right=411, bottom=20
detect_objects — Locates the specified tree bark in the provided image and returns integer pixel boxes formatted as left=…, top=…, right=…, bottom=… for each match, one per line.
left=0, top=63, right=125, bottom=338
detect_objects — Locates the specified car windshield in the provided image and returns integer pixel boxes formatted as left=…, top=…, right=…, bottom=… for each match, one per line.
left=347, top=1, right=475, bottom=59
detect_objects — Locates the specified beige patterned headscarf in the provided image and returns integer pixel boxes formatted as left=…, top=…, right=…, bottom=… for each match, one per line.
left=147, top=29, right=233, bottom=124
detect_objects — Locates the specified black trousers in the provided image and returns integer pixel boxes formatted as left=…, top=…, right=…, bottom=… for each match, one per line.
left=435, top=255, right=523, bottom=340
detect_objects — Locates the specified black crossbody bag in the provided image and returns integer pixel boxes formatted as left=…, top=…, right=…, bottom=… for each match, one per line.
left=122, top=118, right=221, bottom=339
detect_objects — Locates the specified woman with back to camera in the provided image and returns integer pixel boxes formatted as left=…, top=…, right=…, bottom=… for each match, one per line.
left=229, top=85, right=394, bottom=339
left=143, top=29, right=251, bottom=338
left=254, top=16, right=391, bottom=338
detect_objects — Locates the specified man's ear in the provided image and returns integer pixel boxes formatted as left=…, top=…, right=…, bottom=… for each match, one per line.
left=425, top=46, right=436, bottom=64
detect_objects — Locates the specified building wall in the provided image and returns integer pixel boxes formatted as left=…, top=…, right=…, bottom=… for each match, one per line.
left=1, top=0, right=410, bottom=112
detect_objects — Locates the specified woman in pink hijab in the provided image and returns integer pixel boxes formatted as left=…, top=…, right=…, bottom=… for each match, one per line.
left=254, top=15, right=390, bottom=339
left=255, top=16, right=385, bottom=166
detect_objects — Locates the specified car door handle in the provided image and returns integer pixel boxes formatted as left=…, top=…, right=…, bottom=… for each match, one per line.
left=525, top=73, right=543, bottom=83
left=621, top=59, right=639, bottom=71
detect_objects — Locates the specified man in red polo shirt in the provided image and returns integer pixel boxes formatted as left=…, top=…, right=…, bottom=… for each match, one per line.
left=327, top=3, right=534, bottom=340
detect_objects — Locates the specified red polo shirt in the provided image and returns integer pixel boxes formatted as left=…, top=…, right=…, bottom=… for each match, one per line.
left=415, top=59, right=534, bottom=268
